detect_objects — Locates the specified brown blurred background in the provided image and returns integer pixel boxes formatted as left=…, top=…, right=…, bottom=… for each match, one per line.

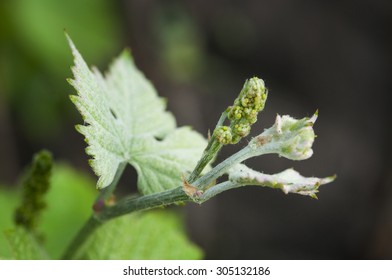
left=1, top=0, right=391, bottom=259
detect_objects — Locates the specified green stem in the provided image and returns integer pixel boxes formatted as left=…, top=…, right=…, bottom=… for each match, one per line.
left=62, top=131, right=263, bottom=259
left=97, top=186, right=189, bottom=222
left=193, top=145, right=252, bottom=190
left=61, top=139, right=259, bottom=259
left=187, top=138, right=222, bottom=184
left=61, top=215, right=101, bottom=260
left=187, top=112, right=227, bottom=183
left=62, top=110, right=258, bottom=259
left=200, top=181, right=241, bottom=202
left=94, top=162, right=126, bottom=204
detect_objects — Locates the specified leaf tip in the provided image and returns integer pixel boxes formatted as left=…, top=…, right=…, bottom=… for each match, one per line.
left=96, top=177, right=111, bottom=190
left=69, top=94, right=77, bottom=103
left=65, top=32, right=75, bottom=51
left=66, top=77, right=73, bottom=85
left=74, top=124, right=83, bottom=134
left=65, top=33, right=85, bottom=68
left=309, top=110, right=318, bottom=125
left=121, top=48, right=132, bottom=58
left=325, top=174, right=337, bottom=184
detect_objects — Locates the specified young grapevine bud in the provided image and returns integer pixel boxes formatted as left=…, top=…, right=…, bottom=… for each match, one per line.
left=214, top=126, right=233, bottom=145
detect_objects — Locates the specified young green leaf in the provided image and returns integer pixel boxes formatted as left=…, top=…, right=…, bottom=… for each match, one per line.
left=83, top=210, right=203, bottom=260
left=3, top=227, right=48, bottom=260
left=67, top=36, right=207, bottom=194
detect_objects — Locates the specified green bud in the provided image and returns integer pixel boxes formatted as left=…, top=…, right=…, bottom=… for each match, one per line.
left=214, top=126, right=233, bottom=145
left=240, top=97, right=249, bottom=107
left=223, top=77, right=268, bottom=144
left=240, top=78, right=267, bottom=121
left=228, top=106, right=243, bottom=121
left=242, top=108, right=258, bottom=124
left=233, top=122, right=251, bottom=137
left=242, top=77, right=266, bottom=105
left=230, top=134, right=242, bottom=144
left=236, top=77, right=266, bottom=107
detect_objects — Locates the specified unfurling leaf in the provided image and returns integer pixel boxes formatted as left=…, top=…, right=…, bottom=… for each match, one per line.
left=67, top=36, right=207, bottom=194
left=229, top=164, right=335, bottom=198
left=249, top=112, right=318, bottom=160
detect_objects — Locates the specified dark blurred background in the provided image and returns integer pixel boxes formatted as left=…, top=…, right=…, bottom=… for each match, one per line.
left=0, top=0, right=391, bottom=259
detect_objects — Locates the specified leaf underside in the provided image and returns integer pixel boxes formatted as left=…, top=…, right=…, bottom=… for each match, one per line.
left=67, top=36, right=207, bottom=194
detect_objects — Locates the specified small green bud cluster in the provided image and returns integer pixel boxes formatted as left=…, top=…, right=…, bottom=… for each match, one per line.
left=214, top=126, right=232, bottom=145
left=215, top=77, right=268, bottom=145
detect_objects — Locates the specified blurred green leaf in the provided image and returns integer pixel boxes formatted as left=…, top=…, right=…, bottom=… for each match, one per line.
left=0, top=187, right=19, bottom=258
left=3, top=227, right=48, bottom=260
left=0, top=0, right=123, bottom=140
left=0, top=163, right=96, bottom=259
left=7, top=0, right=122, bottom=76
left=1, top=164, right=203, bottom=260
left=38, top=163, right=96, bottom=259
left=155, top=6, right=204, bottom=83
left=14, top=150, right=52, bottom=232
left=84, top=210, right=203, bottom=260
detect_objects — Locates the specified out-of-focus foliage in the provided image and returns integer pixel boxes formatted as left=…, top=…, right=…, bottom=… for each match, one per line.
left=0, top=0, right=122, bottom=141
left=0, top=163, right=96, bottom=259
left=0, top=187, right=19, bottom=258
left=3, top=227, right=48, bottom=260
left=14, top=150, right=52, bottom=232
left=84, top=210, right=203, bottom=260
left=154, top=6, right=205, bottom=83
left=1, top=163, right=202, bottom=259
left=39, top=163, right=96, bottom=259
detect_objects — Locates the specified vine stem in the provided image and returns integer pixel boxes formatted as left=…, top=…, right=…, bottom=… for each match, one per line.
left=61, top=215, right=101, bottom=260
left=187, top=112, right=227, bottom=184
left=62, top=106, right=266, bottom=260
left=94, top=162, right=126, bottom=205
left=193, top=145, right=253, bottom=190
left=62, top=137, right=260, bottom=259
left=61, top=112, right=227, bottom=259
left=200, top=181, right=242, bottom=202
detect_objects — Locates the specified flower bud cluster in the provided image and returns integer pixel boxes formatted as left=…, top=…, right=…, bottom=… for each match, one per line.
left=214, top=126, right=232, bottom=145
left=215, top=77, right=268, bottom=145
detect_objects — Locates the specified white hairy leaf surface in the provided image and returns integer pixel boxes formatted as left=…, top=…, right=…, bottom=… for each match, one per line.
left=67, top=36, right=207, bottom=193
left=229, top=164, right=335, bottom=198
